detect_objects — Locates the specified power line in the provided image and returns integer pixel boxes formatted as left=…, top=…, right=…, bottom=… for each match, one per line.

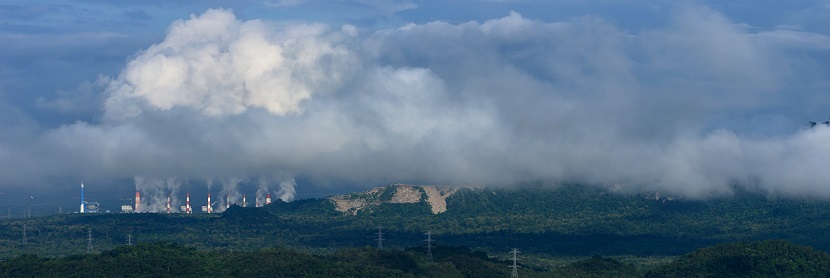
left=424, top=230, right=434, bottom=263
left=375, top=226, right=384, bottom=250
left=509, top=248, right=521, bottom=278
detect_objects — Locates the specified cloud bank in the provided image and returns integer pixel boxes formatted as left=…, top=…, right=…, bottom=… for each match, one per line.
left=9, top=5, right=830, bottom=200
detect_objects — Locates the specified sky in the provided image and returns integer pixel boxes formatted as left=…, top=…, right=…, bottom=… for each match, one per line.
left=2, top=0, right=830, bottom=212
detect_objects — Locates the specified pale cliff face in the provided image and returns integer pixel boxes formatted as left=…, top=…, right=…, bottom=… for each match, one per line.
left=328, top=184, right=472, bottom=215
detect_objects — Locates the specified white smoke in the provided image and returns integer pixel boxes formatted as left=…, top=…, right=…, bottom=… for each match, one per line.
left=275, top=178, right=296, bottom=202
left=218, top=177, right=245, bottom=211
left=133, top=176, right=182, bottom=213
left=256, top=177, right=270, bottom=207
left=254, top=175, right=295, bottom=205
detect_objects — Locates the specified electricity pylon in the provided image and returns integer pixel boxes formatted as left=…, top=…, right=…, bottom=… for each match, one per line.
left=87, top=228, right=93, bottom=252
left=424, top=230, right=434, bottom=263
left=509, top=248, right=520, bottom=278
left=375, top=226, right=384, bottom=250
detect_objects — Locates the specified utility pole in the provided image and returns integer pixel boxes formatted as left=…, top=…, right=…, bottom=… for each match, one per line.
left=424, top=230, right=434, bottom=263
left=87, top=228, right=93, bottom=252
left=22, top=224, right=27, bottom=244
left=509, top=248, right=521, bottom=278
left=375, top=226, right=384, bottom=250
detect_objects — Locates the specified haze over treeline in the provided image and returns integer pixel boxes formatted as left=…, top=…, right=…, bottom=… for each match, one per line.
left=1, top=1, right=830, bottom=202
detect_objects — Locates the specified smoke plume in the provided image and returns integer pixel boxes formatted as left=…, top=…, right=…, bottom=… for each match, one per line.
left=276, top=178, right=296, bottom=202
left=217, top=177, right=245, bottom=211
left=133, top=177, right=182, bottom=213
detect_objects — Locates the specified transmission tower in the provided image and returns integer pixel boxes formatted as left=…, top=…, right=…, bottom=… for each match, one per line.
left=87, top=228, right=93, bottom=252
left=424, top=230, right=435, bottom=263
left=22, top=224, right=27, bottom=243
left=509, top=248, right=521, bottom=278
left=59, top=206, right=62, bottom=214
left=127, top=233, right=133, bottom=246
left=375, top=226, right=384, bottom=250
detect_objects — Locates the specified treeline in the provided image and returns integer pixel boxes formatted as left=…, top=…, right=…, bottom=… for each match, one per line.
left=1, top=240, right=828, bottom=277
left=646, top=240, right=830, bottom=277
left=4, top=184, right=830, bottom=259
left=0, top=243, right=526, bottom=278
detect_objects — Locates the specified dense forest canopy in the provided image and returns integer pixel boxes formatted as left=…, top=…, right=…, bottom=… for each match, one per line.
left=2, top=185, right=830, bottom=277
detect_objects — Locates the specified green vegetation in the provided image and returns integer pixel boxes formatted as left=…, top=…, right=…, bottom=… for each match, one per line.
left=647, top=240, right=830, bottom=278
left=2, top=240, right=827, bottom=277
left=0, top=242, right=525, bottom=277
left=3, top=184, right=830, bottom=277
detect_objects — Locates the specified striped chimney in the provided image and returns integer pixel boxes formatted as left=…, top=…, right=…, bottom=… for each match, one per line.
left=186, top=193, right=191, bottom=214
left=135, top=192, right=141, bottom=213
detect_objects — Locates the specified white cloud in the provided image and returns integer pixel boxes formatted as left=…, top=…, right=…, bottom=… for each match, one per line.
left=4, top=5, right=830, bottom=200
left=104, top=8, right=359, bottom=120
left=753, top=29, right=830, bottom=50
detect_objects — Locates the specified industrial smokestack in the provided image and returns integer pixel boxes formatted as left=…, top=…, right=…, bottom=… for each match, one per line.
left=266, top=193, right=271, bottom=205
left=225, top=194, right=230, bottom=211
left=186, top=193, right=191, bottom=214
left=207, top=193, right=212, bottom=213
left=167, top=194, right=171, bottom=214
left=135, top=191, right=141, bottom=213
left=80, top=181, right=85, bottom=214
left=243, top=193, right=247, bottom=208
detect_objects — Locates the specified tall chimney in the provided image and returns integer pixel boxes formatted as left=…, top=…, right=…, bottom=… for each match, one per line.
left=80, top=181, right=85, bottom=214
left=266, top=193, right=272, bottom=205
left=207, top=193, right=212, bottom=213
left=186, top=193, right=191, bottom=214
left=225, top=194, right=230, bottom=210
left=167, top=194, right=171, bottom=214
left=135, top=191, right=141, bottom=213
left=243, top=193, right=247, bottom=208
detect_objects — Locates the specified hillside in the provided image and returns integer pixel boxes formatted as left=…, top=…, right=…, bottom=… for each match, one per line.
left=646, top=240, right=830, bottom=277
left=328, top=183, right=467, bottom=215
left=0, top=242, right=532, bottom=278
left=3, top=240, right=829, bottom=277
left=2, top=183, right=830, bottom=260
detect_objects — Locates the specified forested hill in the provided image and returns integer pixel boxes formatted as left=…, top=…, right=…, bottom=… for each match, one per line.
left=647, top=240, right=830, bottom=277
left=3, top=184, right=830, bottom=260
left=2, top=240, right=828, bottom=277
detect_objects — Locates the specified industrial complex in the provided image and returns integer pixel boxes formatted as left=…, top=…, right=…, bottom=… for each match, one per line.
left=76, top=182, right=273, bottom=214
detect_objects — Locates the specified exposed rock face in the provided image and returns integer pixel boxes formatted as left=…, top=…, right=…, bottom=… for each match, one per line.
left=421, top=186, right=459, bottom=214
left=328, top=183, right=469, bottom=215
left=332, top=197, right=369, bottom=215
left=389, top=184, right=422, bottom=203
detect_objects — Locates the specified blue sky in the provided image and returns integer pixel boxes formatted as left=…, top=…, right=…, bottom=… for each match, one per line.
left=2, top=1, right=830, bottom=211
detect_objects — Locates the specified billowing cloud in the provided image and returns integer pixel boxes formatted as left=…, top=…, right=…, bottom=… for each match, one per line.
left=104, top=9, right=359, bottom=119
left=6, top=4, right=830, bottom=202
